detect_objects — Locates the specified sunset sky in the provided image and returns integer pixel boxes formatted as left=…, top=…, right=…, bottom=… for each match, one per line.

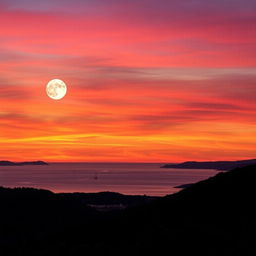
left=0, top=0, right=256, bottom=162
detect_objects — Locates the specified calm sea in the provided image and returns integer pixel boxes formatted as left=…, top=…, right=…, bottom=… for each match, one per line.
left=0, top=163, right=218, bottom=196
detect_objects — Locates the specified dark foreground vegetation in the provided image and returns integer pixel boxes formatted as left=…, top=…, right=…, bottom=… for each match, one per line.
left=1, top=165, right=256, bottom=255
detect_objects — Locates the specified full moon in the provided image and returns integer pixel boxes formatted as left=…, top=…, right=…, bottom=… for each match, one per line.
left=46, top=79, right=67, bottom=100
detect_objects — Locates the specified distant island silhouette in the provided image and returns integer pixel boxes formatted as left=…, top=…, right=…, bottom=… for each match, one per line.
left=161, top=158, right=256, bottom=170
left=0, top=160, right=48, bottom=166
left=1, top=163, right=256, bottom=255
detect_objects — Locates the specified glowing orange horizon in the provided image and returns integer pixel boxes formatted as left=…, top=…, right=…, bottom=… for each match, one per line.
left=0, top=1, right=256, bottom=162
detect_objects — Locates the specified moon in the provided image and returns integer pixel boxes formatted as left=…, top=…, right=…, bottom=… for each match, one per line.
left=46, top=79, right=67, bottom=100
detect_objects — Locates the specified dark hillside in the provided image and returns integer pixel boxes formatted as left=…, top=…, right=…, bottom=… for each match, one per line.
left=1, top=165, right=256, bottom=255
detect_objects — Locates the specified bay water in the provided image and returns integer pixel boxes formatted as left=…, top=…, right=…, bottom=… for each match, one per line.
left=0, top=162, right=218, bottom=196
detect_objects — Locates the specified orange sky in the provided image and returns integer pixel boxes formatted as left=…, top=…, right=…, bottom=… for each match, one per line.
left=0, top=0, right=256, bottom=162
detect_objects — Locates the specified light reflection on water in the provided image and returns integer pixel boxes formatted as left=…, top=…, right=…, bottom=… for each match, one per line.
left=0, top=163, right=217, bottom=196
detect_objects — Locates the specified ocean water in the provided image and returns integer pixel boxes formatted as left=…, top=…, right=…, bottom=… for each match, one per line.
left=0, top=163, right=218, bottom=196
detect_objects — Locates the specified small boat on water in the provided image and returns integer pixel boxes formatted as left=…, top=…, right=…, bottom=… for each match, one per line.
left=93, top=173, right=98, bottom=180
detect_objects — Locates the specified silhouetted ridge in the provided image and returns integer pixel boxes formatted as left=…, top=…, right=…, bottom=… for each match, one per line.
left=0, top=160, right=48, bottom=166
left=1, top=164, right=256, bottom=255
left=107, top=164, right=256, bottom=255
left=59, top=191, right=157, bottom=207
left=161, top=158, right=256, bottom=170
